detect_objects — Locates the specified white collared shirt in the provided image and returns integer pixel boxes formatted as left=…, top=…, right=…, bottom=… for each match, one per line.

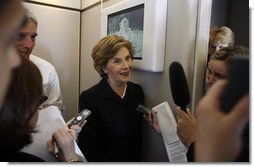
left=30, top=54, right=65, bottom=112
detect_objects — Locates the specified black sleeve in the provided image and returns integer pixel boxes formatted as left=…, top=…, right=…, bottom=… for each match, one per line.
left=187, top=142, right=195, bottom=162
left=136, top=84, right=144, bottom=104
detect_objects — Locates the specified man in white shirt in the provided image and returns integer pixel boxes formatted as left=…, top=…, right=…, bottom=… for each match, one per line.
left=14, top=10, right=65, bottom=112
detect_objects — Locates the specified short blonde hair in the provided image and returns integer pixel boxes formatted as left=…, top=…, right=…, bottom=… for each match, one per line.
left=210, top=45, right=248, bottom=69
left=209, top=26, right=235, bottom=46
left=92, top=35, right=134, bottom=78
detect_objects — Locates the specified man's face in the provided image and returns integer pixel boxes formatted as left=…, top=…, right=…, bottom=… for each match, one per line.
left=14, top=19, right=37, bottom=58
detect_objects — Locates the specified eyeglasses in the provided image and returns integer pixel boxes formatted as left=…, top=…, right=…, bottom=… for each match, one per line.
left=27, top=95, right=48, bottom=122
left=38, top=95, right=48, bottom=105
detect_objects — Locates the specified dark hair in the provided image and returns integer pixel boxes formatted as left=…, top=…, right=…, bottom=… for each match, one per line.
left=0, top=56, right=43, bottom=152
left=92, top=35, right=134, bottom=78
left=0, top=0, right=14, bottom=12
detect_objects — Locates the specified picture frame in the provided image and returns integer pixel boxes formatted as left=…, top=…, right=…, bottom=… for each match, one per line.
left=101, top=0, right=167, bottom=72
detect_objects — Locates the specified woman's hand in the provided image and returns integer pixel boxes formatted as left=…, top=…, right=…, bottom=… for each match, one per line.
left=47, top=128, right=83, bottom=162
left=66, top=117, right=87, bottom=141
left=144, top=109, right=161, bottom=135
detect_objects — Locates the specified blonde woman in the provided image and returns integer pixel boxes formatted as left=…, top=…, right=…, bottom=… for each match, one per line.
left=209, top=26, right=235, bottom=55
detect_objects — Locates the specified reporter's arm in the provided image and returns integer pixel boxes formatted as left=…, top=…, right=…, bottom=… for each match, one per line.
left=195, top=80, right=249, bottom=162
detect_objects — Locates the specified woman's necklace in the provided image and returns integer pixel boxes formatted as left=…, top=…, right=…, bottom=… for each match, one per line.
left=121, top=83, right=127, bottom=99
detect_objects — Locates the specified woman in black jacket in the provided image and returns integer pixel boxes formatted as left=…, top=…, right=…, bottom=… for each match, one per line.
left=78, top=35, right=144, bottom=162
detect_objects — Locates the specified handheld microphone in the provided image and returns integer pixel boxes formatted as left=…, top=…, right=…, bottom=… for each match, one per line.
left=220, top=56, right=249, bottom=113
left=169, top=61, right=190, bottom=112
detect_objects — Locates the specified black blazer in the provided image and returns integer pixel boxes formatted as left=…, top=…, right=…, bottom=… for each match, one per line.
left=78, top=78, right=144, bottom=162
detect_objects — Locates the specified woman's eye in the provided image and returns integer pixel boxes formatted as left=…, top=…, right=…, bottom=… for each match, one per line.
left=217, top=74, right=226, bottom=80
left=126, top=55, right=131, bottom=61
left=213, top=73, right=226, bottom=80
left=113, top=59, right=121, bottom=64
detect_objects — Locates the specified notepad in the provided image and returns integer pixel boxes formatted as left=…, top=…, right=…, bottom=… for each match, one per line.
left=153, top=101, right=187, bottom=162
left=21, top=106, right=87, bottom=162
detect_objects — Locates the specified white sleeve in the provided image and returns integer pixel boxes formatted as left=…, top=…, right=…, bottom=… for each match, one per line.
left=42, top=68, right=65, bottom=113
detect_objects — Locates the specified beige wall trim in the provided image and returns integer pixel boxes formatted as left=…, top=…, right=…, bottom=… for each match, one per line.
left=191, top=0, right=212, bottom=112
left=24, top=0, right=81, bottom=11
left=25, top=0, right=104, bottom=12
left=81, top=0, right=101, bottom=11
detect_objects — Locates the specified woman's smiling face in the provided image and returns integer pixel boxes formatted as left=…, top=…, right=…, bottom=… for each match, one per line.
left=105, top=47, right=133, bottom=86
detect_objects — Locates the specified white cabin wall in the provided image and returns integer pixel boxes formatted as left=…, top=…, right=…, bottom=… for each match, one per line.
left=79, top=3, right=101, bottom=92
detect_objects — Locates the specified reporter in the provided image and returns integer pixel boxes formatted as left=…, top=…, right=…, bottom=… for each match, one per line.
left=0, top=55, right=45, bottom=161
left=206, top=45, right=248, bottom=89
left=145, top=46, right=249, bottom=162
left=208, top=26, right=235, bottom=56
left=0, top=55, right=83, bottom=162
left=195, top=80, right=249, bottom=162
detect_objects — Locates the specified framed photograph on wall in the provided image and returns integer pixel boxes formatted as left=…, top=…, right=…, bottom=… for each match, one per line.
left=101, top=0, right=168, bottom=72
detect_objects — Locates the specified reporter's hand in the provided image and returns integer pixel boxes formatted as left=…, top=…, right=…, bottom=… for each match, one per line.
left=47, top=128, right=82, bottom=162
left=195, top=80, right=249, bottom=162
left=66, top=117, right=87, bottom=141
left=176, top=107, right=197, bottom=147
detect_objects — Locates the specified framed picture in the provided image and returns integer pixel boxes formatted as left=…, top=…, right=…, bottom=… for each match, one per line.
left=101, top=0, right=167, bottom=72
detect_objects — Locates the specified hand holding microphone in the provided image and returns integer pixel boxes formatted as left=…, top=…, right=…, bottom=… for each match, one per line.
left=169, top=61, right=196, bottom=161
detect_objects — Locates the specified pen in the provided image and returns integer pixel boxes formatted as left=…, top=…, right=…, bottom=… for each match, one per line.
left=54, top=142, right=59, bottom=158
